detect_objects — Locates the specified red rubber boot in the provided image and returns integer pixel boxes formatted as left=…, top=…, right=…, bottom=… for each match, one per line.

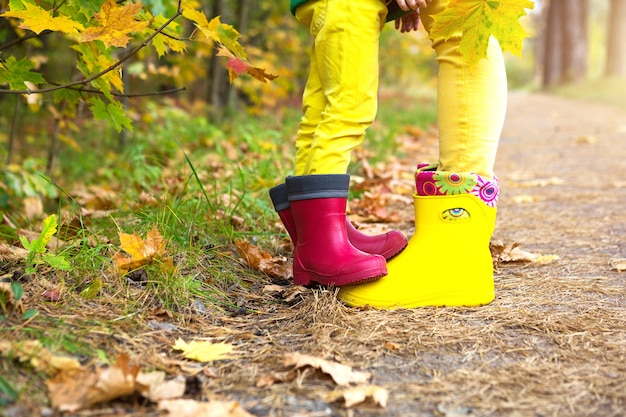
left=270, top=183, right=407, bottom=260
left=285, top=175, right=387, bottom=286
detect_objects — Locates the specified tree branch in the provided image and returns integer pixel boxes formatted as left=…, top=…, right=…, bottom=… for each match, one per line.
left=0, top=1, right=184, bottom=95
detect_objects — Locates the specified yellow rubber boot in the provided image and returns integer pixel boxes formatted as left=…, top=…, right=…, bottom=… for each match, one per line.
left=337, top=166, right=498, bottom=309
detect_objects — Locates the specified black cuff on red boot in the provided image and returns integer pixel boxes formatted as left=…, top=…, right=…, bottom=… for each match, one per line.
left=269, top=183, right=290, bottom=212
left=286, top=174, right=350, bottom=201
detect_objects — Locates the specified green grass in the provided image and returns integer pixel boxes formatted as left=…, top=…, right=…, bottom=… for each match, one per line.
left=0, top=88, right=439, bottom=410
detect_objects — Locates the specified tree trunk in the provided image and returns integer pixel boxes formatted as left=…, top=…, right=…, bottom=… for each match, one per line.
left=605, top=0, right=626, bottom=77
left=207, top=0, right=231, bottom=117
left=542, top=0, right=589, bottom=87
left=226, top=0, right=252, bottom=111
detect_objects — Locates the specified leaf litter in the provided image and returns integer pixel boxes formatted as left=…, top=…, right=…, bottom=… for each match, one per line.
left=1, top=93, right=625, bottom=416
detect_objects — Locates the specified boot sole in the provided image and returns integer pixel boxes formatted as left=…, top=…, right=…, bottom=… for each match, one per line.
left=294, top=268, right=387, bottom=287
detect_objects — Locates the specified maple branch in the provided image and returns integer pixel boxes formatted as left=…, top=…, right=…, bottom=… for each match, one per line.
left=0, top=2, right=184, bottom=95
left=0, top=31, right=45, bottom=52
left=70, top=86, right=187, bottom=98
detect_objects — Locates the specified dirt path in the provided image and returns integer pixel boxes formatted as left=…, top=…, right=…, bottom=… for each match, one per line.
left=13, top=93, right=621, bottom=417
left=214, top=92, right=626, bottom=417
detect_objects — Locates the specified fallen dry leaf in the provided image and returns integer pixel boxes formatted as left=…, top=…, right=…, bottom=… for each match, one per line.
left=158, top=399, right=255, bottom=417
left=0, top=243, right=29, bottom=262
left=47, top=353, right=138, bottom=412
left=22, top=196, right=44, bottom=219
left=42, top=287, right=63, bottom=302
left=136, top=372, right=186, bottom=401
left=331, top=385, right=389, bottom=408
left=610, top=258, right=626, bottom=272
left=511, top=194, right=538, bottom=203
left=282, top=286, right=308, bottom=303
left=0, top=282, right=23, bottom=316
left=72, top=185, right=119, bottom=211
left=113, top=226, right=173, bottom=276
left=172, top=338, right=234, bottom=362
left=491, top=241, right=559, bottom=265
left=234, top=239, right=291, bottom=279
left=0, top=340, right=82, bottom=375
left=575, top=134, right=599, bottom=144
left=255, top=370, right=298, bottom=387
left=283, top=352, right=371, bottom=386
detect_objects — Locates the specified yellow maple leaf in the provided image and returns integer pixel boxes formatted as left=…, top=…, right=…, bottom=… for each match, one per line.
left=113, top=225, right=170, bottom=275
left=96, top=54, right=124, bottom=92
left=80, top=0, right=149, bottom=48
left=1, top=3, right=84, bottom=34
left=430, top=0, right=534, bottom=65
left=181, top=3, right=218, bottom=43
left=172, top=339, right=234, bottom=362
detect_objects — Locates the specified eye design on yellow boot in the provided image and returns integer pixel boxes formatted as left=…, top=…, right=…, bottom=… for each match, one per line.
left=441, top=208, right=470, bottom=221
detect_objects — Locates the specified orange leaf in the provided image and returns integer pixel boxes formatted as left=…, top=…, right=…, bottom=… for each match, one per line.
left=246, top=66, right=279, bottom=83
left=234, top=239, right=291, bottom=279
left=80, top=0, right=149, bottom=48
left=113, top=226, right=171, bottom=275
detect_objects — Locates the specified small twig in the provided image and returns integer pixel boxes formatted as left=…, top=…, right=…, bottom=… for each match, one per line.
left=71, top=86, right=187, bottom=98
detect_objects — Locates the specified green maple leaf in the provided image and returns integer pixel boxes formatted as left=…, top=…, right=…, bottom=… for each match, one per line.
left=0, top=56, right=46, bottom=90
left=430, top=0, right=534, bottom=65
left=53, top=88, right=81, bottom=105
left=89, top=97, right=133, bottom=132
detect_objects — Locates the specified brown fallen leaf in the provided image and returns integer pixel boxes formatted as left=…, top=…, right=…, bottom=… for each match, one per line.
left=0, top=340, right=82, bottom=375
left=72, top=185, right=119, bottom=211
left=491, top=241, right=559, bottom=264
left=282, top=285, right=308, bottom=303
left=23, top=196, right=44, bottom=219
left=47, top=353, right=138, bottom=412
left=234, top=239, right=291, bottom=279
left=0, top=282, right=23, bottom=316
left=255, top=370, right=298, bottom=387
left=158, top=399, right=255, bottom=417
left=330, top=385, right=389, bottom=408
left=610, top=258, right=626, bottom=272
left=283, top=352, right=371, bottom=386
left=0, top=243, right=29, bottom=262
left=136, top=372, right=186, bottom=401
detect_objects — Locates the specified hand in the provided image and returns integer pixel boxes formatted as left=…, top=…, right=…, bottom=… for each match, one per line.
left=394, top=0, right=432, bottom=11
left=394, top=10, right=420, bottom=33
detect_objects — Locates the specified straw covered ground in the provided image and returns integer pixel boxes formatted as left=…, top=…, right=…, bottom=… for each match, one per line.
left=211, top=92, right=626, bottom=417
left=4, top=93, right=625, bottom=417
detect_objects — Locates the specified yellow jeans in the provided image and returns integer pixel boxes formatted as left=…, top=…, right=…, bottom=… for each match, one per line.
left=294, top=0, right=388, bottom=175
left=295, top=0, right=507, bottom=179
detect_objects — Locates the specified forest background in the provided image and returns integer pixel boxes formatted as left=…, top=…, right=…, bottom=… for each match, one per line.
left=0, top=0, right=625, bottom=414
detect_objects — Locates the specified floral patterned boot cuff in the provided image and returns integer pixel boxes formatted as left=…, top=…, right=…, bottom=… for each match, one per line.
left=414, top=163, right=499, bottom=207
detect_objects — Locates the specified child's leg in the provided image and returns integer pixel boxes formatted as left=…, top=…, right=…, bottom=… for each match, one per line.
left=420, top=0, right=507, bottom=179
left=295, top=0, right=388, bottom=175
left=336, top=0, right=507, bottom=308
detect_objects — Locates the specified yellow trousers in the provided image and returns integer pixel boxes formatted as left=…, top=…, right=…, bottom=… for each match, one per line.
left=294, top=0, right=507, bottom=179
